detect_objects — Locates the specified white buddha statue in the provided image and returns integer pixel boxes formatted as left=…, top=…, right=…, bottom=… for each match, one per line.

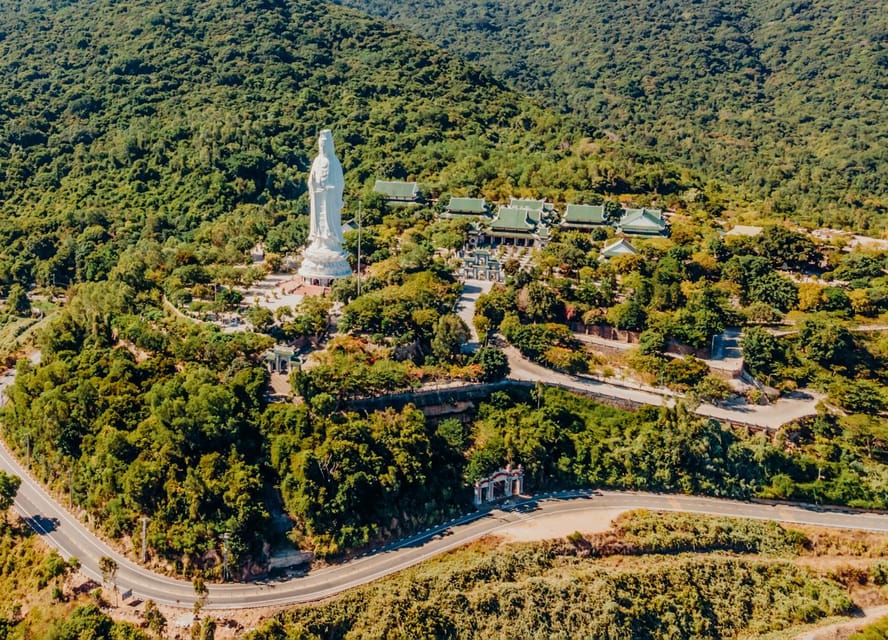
left=307, top=130, right=345, bottom=250
left=299, top=129, right=352, bottom=285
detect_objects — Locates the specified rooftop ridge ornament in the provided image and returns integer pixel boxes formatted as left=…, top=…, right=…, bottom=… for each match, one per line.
left=298, top=129, right=353, bottom=286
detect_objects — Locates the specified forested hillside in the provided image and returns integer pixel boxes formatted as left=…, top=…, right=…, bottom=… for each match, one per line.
left=333, top=0, right=887, bottom=228
left=2, top=0, right=887, bottom=587
left=0, top=0, right=687, bottom=292
left=0, top=0, right=706, bottom=574
left=248, top=511, right=875, bottom=639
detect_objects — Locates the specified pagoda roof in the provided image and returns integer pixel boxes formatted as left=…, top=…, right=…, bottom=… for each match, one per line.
left=600, top=238, right=639, bottom=258
left=373, top=180, right=418, bottom=200
left=490, top=206, right=537, bottom=232
left=619, top=208, right=667, bottom=235
left=446, top=197, right=488, bottom=214
left=509, top=198, right=546, bottom=213
left=564, top=204, right=606, bottom=225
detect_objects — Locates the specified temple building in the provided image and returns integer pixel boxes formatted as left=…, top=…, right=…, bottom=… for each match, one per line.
left=562, top=204, right=608, bottom=231
left=373, top=180, right=420, bottom=205
left=481, top=205, right=550, bottom=247
left=617, top=207, right=668, bottom=236
left=600, top=237, right=639, bottom=259
left=444, top=196, right=489, bottom=218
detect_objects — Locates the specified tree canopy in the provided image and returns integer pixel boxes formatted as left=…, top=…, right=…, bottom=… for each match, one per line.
left=0, top=0, right=701, bottom=294
left=333, top=0, right=887, bottom=229
left=0, top=472, right=21, bottom=521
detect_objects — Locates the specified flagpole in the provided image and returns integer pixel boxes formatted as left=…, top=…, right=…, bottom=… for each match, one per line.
left=356, top=202, right=362, bottom=297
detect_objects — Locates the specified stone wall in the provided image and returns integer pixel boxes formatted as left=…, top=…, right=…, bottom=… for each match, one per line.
left=664, top=339, right=711, bottom=359
left=342, top=378, right=774, bottom=432
left=343, top=380, right=514, bottom=414
left=342, top=379, right=649, bottom=416
left=572, top=323, right=641, bottom=343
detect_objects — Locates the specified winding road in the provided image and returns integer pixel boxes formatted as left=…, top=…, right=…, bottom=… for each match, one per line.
left=1, top=360, right=884, bottom=611
left=451, top=280, right=822, bottom=430
left=2, top=429, right=888, bottom=609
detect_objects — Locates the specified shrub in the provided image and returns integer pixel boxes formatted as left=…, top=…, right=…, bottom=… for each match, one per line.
left=469, top=347, right=510, bottom=381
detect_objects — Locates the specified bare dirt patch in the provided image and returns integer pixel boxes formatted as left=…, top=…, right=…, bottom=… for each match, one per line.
left=499, top=508, right=627, bottom=542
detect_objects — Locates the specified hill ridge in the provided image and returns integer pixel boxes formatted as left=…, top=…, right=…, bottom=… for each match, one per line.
left=330, top=0, right=887, bottom=227
left=0, top=0, right=687, bottom=288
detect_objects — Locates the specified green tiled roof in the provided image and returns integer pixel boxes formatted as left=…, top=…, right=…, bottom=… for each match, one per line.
left=490, top=206, right=535, bottom=232
left=373, top=180, right=418, bottom=199
left=264, top=346, right=296, bottom=360
left=447, top=197, right=487, bottom=214
left=509, top=198, right=545, bottom=212
left=564, top=204, right=606, bottom=225
left=619, top=208, right=666, bottom=234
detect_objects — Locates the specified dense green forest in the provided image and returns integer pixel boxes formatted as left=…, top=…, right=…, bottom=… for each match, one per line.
left=0, top=0, right=693, bottom=294
left=333, top=0, right=887, bottom=227
left=1, top=0, right=887, bottom=589
left=247, top=510, right=870, bottom=639
left=8, top=274, right=888, bottom=570
left=2, top=283, right=277, bottom=568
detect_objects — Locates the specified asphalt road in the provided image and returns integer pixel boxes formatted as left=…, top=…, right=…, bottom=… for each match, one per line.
left=2, top=420, right=888, bottom=610
left=2, top=360, right=885, bottom=611
left=451, top=278, right=820, bottom=430
left=504, top=345, right=821, bottom=429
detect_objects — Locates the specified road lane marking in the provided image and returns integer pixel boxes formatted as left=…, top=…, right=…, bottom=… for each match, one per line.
left=5, top=425, right=888, bottom=611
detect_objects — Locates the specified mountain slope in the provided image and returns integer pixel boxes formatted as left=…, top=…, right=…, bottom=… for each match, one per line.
left=0, top=0, right=696, bottom=569
left=0, top=0, right=686, bottom=289
left=332, top=0, right=887, bottom=227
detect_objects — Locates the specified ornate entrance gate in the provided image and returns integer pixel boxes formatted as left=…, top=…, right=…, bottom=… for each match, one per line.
left=473, top=464, right=525, bottom=506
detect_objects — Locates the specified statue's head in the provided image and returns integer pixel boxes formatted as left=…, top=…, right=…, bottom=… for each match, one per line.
left=318, top=129, right=334, bottom=155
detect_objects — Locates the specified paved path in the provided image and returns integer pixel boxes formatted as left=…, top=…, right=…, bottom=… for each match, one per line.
left=504, top=346, right=822, bottom=429
left=0, top=354, right=843, bottom=613
left=795, top=605, right=888, bottom=639
left=162, top=296, right=246, bottom=334
left=574, top=329, right=745, bottom=378
left=708, top=327, right=744, bottom=376
left=769, top=323, right=888, bottom=338
left=451, top=282, right=818, bottom=430
left=455, top=278, right=494, bottom=350
left=506, top=345, right=676, bottom=406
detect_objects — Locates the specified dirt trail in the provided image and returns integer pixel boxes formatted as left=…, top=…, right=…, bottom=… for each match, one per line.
left=794, top=605, right=888, bottom=640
